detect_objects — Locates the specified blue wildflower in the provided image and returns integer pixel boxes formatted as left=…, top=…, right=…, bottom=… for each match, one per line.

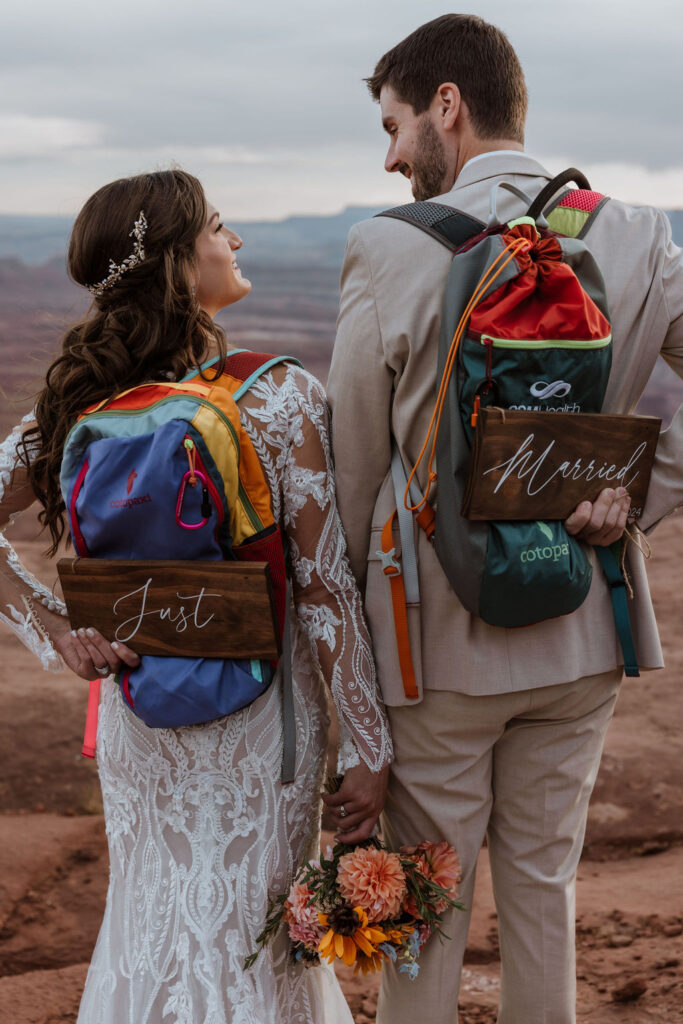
left=399, top=959, right=420, bottom=980
left=406, top=928, right=422, bottom=958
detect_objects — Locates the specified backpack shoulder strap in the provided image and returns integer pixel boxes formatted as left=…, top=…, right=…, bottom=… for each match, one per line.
left=545, top=188, right=610, bottom=240
left=376, top=201, right=485, bottom=252
left=224, top=350, right=300, bottom=782
left=229, top=352, right=301, bottom=400
left=183, top=350, right=303, bottom=399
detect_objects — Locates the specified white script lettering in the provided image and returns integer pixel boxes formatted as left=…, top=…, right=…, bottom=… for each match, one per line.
left=113, top=578, right=221, bottom=642
left=483, top=435, right=647, bottom=498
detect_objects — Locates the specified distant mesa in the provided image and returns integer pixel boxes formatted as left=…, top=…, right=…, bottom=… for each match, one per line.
left=0, top=207, right=383, bottom=268
left=1, top=202, right=682, bottom=442
left=2, top=206, right=681, bottom=268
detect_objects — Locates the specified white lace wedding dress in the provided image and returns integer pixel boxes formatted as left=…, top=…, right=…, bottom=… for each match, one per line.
left=0, top=363, right=393, bottom=1024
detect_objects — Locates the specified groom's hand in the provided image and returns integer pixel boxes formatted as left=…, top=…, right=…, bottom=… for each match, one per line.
left=565, top=486, right=631, bottom=546
left=322, top=763, right=389, bottom=844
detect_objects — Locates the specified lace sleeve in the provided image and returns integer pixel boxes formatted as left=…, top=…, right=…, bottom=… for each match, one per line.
left=241, top=367, right=393, bottom=774
left=0, top=416, right=65, bottom=671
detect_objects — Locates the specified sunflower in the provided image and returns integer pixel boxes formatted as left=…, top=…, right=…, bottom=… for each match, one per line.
left=354, top=948, right=386, bottom=975
left=318, top=905, right=387, bottom=967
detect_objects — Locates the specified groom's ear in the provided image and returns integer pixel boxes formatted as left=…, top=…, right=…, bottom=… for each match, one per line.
left=433, top=83, right=462, bottom=131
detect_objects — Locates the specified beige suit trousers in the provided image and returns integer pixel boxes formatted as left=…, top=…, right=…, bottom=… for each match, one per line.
left=377, top=669, right=622, bottom=1024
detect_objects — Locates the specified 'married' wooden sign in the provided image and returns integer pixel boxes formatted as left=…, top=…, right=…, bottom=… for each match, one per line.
left=462, top=409, right=660, bottom=521
left=57, top=559, right=280, bottom=659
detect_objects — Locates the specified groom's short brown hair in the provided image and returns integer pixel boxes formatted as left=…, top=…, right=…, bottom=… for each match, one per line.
left=366, top=14, right=527, bottom=144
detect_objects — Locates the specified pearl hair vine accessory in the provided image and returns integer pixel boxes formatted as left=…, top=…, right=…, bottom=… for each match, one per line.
left=87, top=210, right=148, bottom=298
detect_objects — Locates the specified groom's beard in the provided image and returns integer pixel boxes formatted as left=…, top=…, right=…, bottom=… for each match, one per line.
left=408, top=117, right=449, bottom=202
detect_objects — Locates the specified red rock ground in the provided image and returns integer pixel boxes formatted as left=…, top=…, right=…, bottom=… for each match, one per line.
left=0, top=510, right=682, bottom=1023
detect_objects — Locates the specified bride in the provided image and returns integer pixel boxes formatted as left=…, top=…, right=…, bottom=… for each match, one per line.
left=0, top=168, right=392, bottom=1023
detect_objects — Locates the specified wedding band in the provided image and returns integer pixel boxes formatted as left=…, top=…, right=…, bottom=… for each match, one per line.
left=340, top=804, right=347, bottom=818
left=94, top=665, right=109, bottom=675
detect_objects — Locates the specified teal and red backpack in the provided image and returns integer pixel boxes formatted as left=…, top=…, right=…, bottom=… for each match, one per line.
left=376, top=169, right=638, bottom=701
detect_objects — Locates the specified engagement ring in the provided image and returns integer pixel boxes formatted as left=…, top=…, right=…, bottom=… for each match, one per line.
left=340, top=804, right=347, bottom=818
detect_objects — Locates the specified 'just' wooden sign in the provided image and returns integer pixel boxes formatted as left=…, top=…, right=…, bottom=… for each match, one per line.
left=57, top=559, right=280, bottom=659
left=462, top=409, right=660, bottom=521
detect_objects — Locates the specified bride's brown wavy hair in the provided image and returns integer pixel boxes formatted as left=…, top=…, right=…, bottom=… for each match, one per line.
left=21, top=169, right=228, bottom=555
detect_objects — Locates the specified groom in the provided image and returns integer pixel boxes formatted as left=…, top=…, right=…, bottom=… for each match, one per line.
left=326, top=13, right=683, bottom=1024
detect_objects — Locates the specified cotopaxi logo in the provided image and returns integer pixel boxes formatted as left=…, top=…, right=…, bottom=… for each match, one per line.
left=521, top=545, right=569, bottom=563
left=520, top=522, right=569, bottom=563
left=110, top=494, right=153, bottom=510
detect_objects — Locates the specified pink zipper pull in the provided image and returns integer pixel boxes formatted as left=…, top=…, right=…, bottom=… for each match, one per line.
left=176, top=468, right=211, bottom=529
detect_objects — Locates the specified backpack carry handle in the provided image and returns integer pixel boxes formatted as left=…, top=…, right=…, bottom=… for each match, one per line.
left=527, top=168, right=591, bottom=223
left=487, top=182, right=547, bottom=229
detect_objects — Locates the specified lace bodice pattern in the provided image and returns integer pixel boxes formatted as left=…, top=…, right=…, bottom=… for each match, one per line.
left=0, top=363, right=392, bottom=1023
left=238, top=364, right=391, bottom=773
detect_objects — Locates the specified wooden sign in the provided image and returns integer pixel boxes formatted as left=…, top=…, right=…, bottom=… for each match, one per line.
left=462, top=408, right=660, bottom=521
left=57, top=559, right=280, bottom=659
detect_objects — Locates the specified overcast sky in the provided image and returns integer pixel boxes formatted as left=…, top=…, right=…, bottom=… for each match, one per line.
left=1, top=0, right=682, bottom=220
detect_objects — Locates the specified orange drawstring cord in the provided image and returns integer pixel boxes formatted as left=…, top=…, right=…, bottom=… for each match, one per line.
left=405, top=235, right=532, bottom=513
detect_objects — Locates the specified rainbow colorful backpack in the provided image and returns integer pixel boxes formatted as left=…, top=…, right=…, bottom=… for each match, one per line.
left=376, top=169, right=639, bottom=702
left=60, top=349, right=299, bottom=778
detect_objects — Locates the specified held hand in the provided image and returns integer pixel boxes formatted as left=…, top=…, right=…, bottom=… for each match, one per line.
left=55, top=626, right=140, bottom=681
left=321, top=763, right=390, bottom=845
left=564, top=487, right=631, bottom=546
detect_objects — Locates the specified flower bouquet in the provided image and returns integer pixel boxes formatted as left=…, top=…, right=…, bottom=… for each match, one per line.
left=245, top=788, right=464, bottom=978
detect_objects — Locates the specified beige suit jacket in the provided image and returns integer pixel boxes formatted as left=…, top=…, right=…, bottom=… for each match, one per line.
left=327, top=152, right=683, bottom=705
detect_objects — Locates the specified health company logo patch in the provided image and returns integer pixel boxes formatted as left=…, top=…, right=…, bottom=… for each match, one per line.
left=520, top=522, right=569, bottom=564
left=510, top=379, right=579, bottom=413
left=529, top=380, right=571, bottom=400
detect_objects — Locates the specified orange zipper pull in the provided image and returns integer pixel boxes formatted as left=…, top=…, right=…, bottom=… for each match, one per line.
left=471, top=394, right=481, bottom=428
left=184, top=437, right=197, bottom=486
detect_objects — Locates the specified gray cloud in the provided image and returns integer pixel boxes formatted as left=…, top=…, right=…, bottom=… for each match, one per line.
left=1, top=0, right=681, bottom=213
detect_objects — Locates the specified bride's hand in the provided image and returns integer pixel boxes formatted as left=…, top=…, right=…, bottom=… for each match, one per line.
left=322, top=763, right=390, bottom=844
left=55, top=625, right=141, bottom=681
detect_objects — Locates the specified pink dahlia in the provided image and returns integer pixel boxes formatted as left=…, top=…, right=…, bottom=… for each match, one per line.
left=337, top=847, right=407, bottom=923
left=284, top=880, right=325, bottom=948
left=401, top=840, right=461, bottom=917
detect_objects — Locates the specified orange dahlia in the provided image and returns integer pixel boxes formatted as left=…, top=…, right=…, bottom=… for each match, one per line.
left=337, top=846, right=407, bottom=923
left=318, top=905, right=387, bottom=968
left=401, top=840, right=461, bottom=917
